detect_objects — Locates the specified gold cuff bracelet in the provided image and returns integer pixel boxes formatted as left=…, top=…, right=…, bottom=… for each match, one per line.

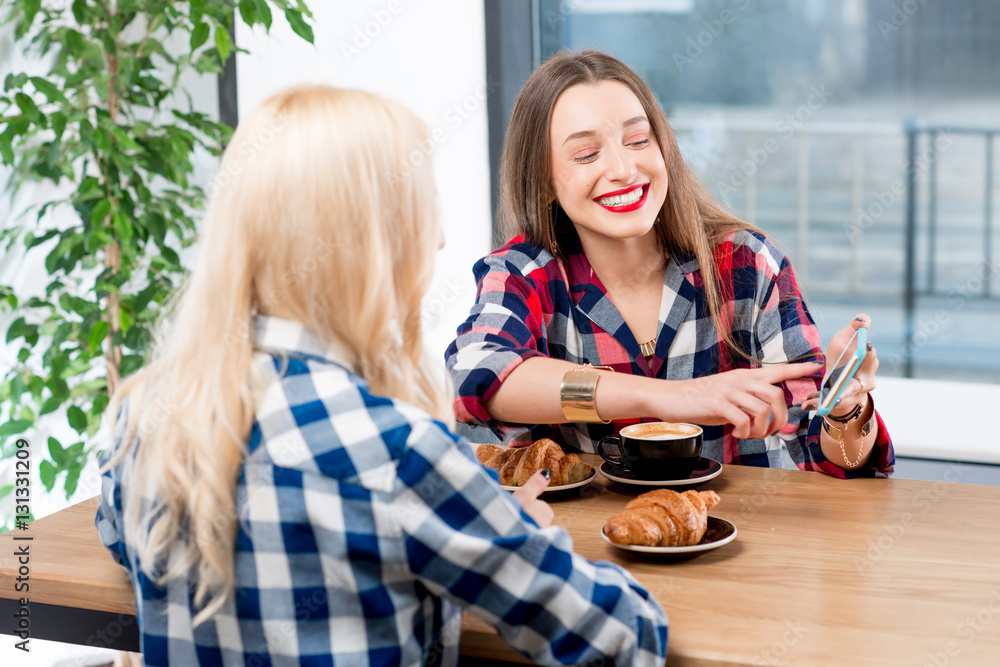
left=560, top=364, right=614, bottom=424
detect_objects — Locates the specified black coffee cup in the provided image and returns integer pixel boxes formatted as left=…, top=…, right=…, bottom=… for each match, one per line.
left=598, top=422, right=703, bottom=480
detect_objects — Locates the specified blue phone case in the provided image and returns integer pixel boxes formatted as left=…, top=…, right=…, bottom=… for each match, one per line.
left=816, top=327, right=868, bottom=417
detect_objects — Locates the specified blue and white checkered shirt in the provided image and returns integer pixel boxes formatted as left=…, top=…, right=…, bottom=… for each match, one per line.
left=96, top=315, right=668, bottom=666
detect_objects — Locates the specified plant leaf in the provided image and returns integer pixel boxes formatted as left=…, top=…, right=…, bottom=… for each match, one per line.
left=285, top=10, right=314, bottom=44
left=113, top=212, right=134, bottom=247
left=30, top=77, right=67, bottom=104
left=0, top=420, right=31, bottom=438
left=4, top=73, right=28, bottom=92
left=5, top=316, right=26, bottom=343
left=27, top=229, right=59, bottom=249
left=39, top=460, right=56, bottom=491
left=238, top=1, right=256, bottom=27
left=71, top=0, right=87, bottom=24
left=214, top=24, right=231, bottom=62
left=66, top=406, right=87, bottom=433
left=48, top=437, right=66, bottom=465
left=91, top=199, right=112, bottom=225
left=253, top=0, right=273, bottom=30
left=65, top=466, right=81, bottom=498
left=15, top=0, right=42, bottom=40
left=39, top=395, right=62, bottom=416
left=190, top=22, right=210, bottom=50
left=88, top=320, right=110, bottom=352
left=14, top=92, right=40, bottom=121
left=119, top=309, right=132, bottom=334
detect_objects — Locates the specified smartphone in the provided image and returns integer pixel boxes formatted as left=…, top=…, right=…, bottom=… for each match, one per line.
left=816, top=327, right=867, bottom=417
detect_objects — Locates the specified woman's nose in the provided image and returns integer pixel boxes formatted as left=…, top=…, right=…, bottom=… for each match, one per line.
left=606, top=145, right=637, bottom=182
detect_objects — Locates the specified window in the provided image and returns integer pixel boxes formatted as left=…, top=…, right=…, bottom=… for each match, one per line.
left=486, top=0, right=1000, bottom=382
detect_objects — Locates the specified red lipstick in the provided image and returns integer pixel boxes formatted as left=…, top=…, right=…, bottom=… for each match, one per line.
left=594, top=184, right=648, bottom=213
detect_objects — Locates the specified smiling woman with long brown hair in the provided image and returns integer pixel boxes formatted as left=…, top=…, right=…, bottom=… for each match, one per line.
left=95, top=84, right=668, bottom=666
left=447, top=49, right=894, bottom=478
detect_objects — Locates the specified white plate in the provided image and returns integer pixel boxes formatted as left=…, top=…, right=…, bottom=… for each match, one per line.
left=599, top=458, right=722, bottom=487
left=472, top=442, right=598, bottom=494
left=500, top=468, right=597, bottom=494
left=601, top=516, right=737, bottom=556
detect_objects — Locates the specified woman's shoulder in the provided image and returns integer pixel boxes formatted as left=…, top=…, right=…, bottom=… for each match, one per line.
left=259, top=355, right=474, bottom=477
left=355, top=390, right=481, bottom=484
left=474, top=234, right=562, bottom=285
left=715, top=228, right=791, bottom=278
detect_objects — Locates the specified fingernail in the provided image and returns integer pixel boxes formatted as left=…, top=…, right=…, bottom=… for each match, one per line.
left=867, top=341, right=873, bottom=351
left=540, top=468, right=551, bottom=480
left=854, top=317, right=865, bottom=322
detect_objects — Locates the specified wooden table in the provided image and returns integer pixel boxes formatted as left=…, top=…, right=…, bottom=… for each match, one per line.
left=0, top=495, right=139, bottom=651
left=3, top=461, right=1000, bottom=665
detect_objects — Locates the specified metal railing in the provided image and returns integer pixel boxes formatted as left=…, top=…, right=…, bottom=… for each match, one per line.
left=903, top=122, right=998, bottom=376
left=671, top=118, right=901, bottom=293
left=670, top=117, right=1000, bottom=378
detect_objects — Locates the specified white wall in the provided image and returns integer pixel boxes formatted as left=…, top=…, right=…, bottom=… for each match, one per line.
left=236, top=0, right=492, bottom=361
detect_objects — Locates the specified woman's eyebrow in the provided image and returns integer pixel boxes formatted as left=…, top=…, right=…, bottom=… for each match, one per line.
left=561, top=116, right=649, bottom=145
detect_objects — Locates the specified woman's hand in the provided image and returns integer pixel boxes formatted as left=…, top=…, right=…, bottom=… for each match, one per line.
left=511, top=469, right=554, bottom=528
left=664, top=362, right=824, bottom=440
left=800, top=313, right=879, bottom=417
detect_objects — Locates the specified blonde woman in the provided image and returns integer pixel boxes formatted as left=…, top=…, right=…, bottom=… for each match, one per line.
left=95, top=86, right=668, bottom=666
left=446, top=50, right=893, bottom=478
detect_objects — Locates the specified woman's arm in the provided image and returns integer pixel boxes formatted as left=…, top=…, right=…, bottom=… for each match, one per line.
left=397, top=426, right=669, bottom=666
left=487, top=355, right=822, bottom=440
left=449, top=241, right=818, bottom=441
left=95, top=448, right=128, bottom=567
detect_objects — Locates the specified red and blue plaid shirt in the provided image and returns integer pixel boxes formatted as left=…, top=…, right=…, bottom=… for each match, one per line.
left=445, top=230, right=894, bottom=479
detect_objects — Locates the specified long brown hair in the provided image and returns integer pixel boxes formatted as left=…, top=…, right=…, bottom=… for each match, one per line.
left=497, top=49, right=764, bottom=361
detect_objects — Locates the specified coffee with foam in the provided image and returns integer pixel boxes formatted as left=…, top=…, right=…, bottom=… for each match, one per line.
left=599, top=421, right=704, bottom=479
left=621, top=422, right=702, bottom=440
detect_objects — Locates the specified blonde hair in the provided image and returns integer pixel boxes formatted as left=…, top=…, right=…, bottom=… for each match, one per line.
left=499, top=49, right=764, bottom=361
left=107, top=85, right=450, bottom=625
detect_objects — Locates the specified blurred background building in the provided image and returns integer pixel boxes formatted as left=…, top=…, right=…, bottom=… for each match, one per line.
left=485, top=0, right=1000, bottom=383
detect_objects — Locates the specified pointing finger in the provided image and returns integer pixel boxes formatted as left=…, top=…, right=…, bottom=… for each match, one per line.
left=762, top=362, right=824, bottom=384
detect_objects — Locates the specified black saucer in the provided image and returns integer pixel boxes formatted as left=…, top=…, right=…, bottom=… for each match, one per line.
left=599, top=457, right=722, bottom=487
left=602, top=516, right=737, bottom=560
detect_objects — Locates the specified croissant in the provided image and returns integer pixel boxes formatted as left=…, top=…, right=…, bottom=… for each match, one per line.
left=476, top=439, right=594, bottom=487
left=604, top=489, right=721, bottom=547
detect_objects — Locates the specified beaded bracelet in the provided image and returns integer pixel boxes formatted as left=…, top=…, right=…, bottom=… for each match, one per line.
left=825, top=401, right=863, bottom=424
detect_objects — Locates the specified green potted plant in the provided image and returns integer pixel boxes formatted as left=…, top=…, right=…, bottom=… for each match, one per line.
left=0, top=0, right=314, bottom=529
